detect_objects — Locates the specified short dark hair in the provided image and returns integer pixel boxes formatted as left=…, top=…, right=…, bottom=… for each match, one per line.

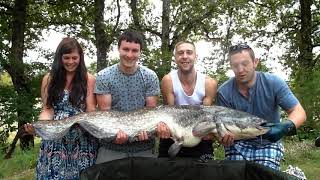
left=118, top=30, right=144, bottom=50
left=228, top=43, right=255, bottom=60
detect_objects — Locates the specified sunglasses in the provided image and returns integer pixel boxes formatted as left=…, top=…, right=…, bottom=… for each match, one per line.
left=229, top=43, right=252, bottom=52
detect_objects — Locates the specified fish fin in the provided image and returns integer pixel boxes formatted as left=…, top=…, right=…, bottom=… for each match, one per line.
left=168, top=136, right=184, bottom=158
left=128, top=136, right=139, bottom=143
left=216, top=122, right=226, bottom=138
left=168, top=141, right=182, bottom=158
left=130, top=130, right=155, bottom=143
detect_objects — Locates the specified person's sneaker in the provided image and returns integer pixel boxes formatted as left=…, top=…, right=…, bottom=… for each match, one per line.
left=315, top=136, right=320, bottom=147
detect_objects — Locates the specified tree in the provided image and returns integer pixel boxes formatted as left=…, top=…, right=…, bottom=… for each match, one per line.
left=238, top=0, right=320, bottom=136
left=94, top=0, right=121, bottom=72
left=129, top=0, right=220, bottom=78
left=292, top=0, right=320, bottom=137
left=0, top=0, right=38, bottom=151
left=0, top=0, right=101, bottom=153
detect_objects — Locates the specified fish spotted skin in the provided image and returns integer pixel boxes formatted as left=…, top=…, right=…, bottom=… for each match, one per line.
left=33, top=105, right=269, bottom=157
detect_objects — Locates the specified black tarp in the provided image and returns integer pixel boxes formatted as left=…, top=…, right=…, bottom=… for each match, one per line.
left=80, top=157, right=297, bottom=180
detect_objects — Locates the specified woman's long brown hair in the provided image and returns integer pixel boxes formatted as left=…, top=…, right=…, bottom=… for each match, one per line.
left=46, top=37, right=87, bottom=109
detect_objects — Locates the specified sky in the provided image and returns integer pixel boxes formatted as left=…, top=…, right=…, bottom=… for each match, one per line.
left=196, top=40, right=288, bottom=79
left=26, top=28, right=289, bottom=80
left=24, top=0, right=292, bottom=80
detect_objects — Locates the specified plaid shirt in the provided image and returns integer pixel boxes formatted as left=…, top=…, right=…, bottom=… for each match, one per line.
left=225, top=140, right=284, bottom=170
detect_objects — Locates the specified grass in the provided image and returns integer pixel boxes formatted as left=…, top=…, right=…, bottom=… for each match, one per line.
left=0, top=137, right=319, bottom=179
left=281, top=139, right=320, bottom=180
left=0, top=137, right=40, bottom=180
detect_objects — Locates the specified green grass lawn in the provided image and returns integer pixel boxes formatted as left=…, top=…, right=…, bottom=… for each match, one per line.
left=281, top=139, right=320, bottom=180
left=1, top=138, right=319, bottom=179
left=0, top=138, right=40, bottom=180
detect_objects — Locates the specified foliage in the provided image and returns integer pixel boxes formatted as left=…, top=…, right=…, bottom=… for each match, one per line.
left=128, top=0, right=222, bottom=78
left=0, top=62, right=46, bottom=150
left=0, top=89, right=41, bottom=151
left=0, top=0, right=96, bottom=150
left=207, top=66, right=230, bottom=87
left=141, top=48, right=174, bottom=79
left=0, top=84, right=17, bottom=152
left=291, top=68, right=320, bottom=140
left=0, top=72, right=12, bottom=86
left=87, top=61, right=97, bottom=75
left=256, top=52, right=272, bottom=73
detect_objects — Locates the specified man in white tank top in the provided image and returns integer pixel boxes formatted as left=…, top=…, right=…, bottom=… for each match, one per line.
left=157, top=41, right=218, bottom=159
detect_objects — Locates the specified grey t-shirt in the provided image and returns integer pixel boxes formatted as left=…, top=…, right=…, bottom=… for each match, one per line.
left=95, top=63, right=160, bottom=152
left=95, top=63, right=160, bottom=111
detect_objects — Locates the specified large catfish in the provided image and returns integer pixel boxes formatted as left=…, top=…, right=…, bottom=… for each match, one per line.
left=33, top=105, right=269, bottom=157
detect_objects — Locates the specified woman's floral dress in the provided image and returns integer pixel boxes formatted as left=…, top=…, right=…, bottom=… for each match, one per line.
left=36, top=90, right=98, bottom=180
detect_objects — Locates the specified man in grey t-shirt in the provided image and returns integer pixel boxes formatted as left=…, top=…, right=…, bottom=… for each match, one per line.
left=94, top=30, right=160, bottom=163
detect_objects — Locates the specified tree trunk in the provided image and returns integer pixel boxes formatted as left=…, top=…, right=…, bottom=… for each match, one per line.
left=6, top=0, right=28, bottom=93
left=160, top=0, right=171, bottom=79
left=94, top=0, right=108, bottom=72
left=298, top=0, right=314, bottom=70
left=94, top=0, right=121, bottom=72
left=4, top=0, right=34, bottom=151
left=130, top=0, right=140, bottom=29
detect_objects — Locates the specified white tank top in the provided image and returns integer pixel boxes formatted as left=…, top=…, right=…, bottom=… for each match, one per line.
left=170, top=70, right=205, bottom=105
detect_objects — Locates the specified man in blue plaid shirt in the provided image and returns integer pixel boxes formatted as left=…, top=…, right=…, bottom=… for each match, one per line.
left=216, top=43, right=306, bottom=170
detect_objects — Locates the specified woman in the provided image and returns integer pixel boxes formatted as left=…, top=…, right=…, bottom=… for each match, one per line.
left=25, top=37, right=97, bottom=179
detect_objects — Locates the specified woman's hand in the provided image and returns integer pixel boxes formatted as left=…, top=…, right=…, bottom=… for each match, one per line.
left=23, top=123, right=35, bottom=136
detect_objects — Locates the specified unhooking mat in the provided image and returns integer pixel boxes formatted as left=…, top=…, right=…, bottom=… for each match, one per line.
left=80, top=157, right=297, bottom=180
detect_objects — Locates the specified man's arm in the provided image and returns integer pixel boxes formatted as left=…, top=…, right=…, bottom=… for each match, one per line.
left=95, top=69, right=112, bottom=111
left=262, top=103, right=307, bottom=142
left=201, top=76, right=218, bottom=140
left=275, top=77, right=306, bottom=127
left=157, top=74, right=173, bottom=138
left=216, top=89, right=236, bottom=146
left=96, top=94, right=112, bottom=111
left=216, top=90, right=232, bottom=107
left=161, top=74, right=175, bottom=105
left=202, top=76, right=218, bottom=106
left=287, top=103, right=306, bottom=128
left=136, top=96, right=159, bottom=141
left=139, top=73, right=160, bottom=141
left=146, top=96, right=158, bottom=107
left=261, top=76, right=307, bottom=142
left=86, top=73, right=97, bottom=112
left=96, top=93, right=129, bottom=144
